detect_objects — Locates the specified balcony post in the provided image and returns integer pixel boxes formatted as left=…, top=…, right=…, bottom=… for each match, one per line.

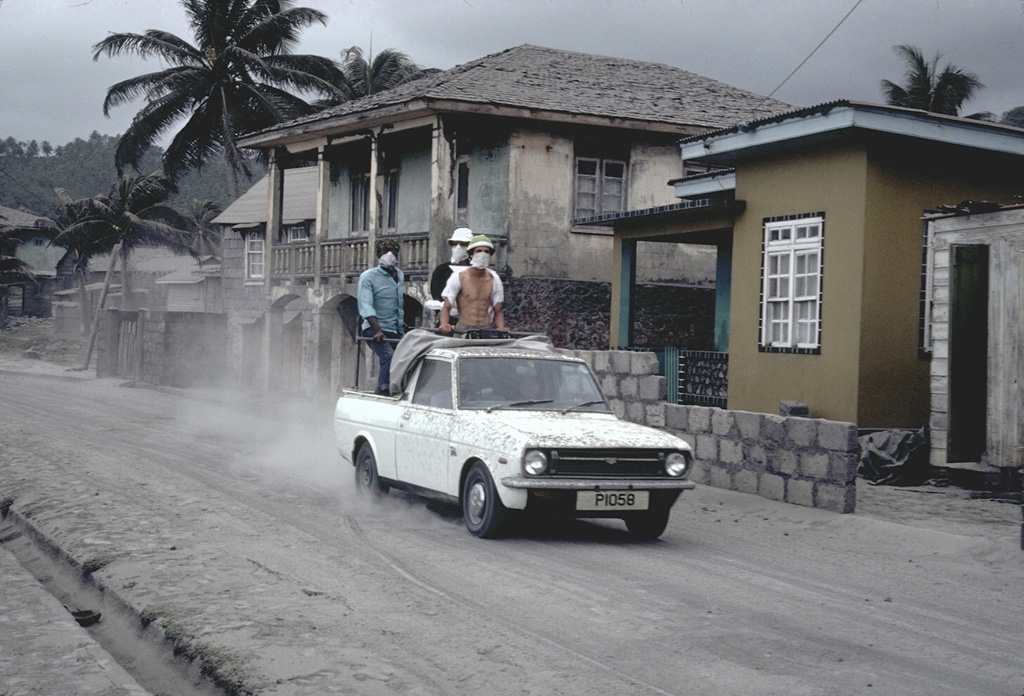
left=265, top=150, right=284, bottom=293
left=315, top=146, right=330, bottom=289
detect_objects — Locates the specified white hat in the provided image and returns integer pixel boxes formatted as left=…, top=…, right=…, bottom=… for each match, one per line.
left=449, top=227, right=473, bottom=244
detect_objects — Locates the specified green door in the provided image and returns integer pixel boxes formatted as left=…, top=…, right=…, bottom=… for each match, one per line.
left=947, top=244, right=988, bottom=463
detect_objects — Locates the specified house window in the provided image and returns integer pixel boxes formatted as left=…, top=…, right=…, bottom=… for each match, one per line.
left=246, top=233, right=265, bottom=280
left=574, top=157, right=627, bottom=218
left=351, top=173, right=370, bottom=233
left=456, top=157, right=470, bottom=220
left=286, top=223, right=309, bottom=242
left=382, top=170, right=399, bottom=231
left=760, top=214, right=824, bottom=352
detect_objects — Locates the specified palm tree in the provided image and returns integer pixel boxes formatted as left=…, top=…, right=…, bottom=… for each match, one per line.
left=93, top=0, right=344, bottom=201
left=181, top=199, right=223, bottom=260
left=63, top=173, right=197, bottom=311
left=1000, top=106, right=1024, bottom=129
left=55, top=173, right=196, bottom=368
left=880, top=44, right=984, bottom=116
left=316, top=46, right=426, bottom=107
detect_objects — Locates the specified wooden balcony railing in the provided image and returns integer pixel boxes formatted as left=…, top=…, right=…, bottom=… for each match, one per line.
left=270, top=232, right=506, bottom=283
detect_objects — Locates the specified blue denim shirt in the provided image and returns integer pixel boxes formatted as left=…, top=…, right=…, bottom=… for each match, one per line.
left=358, top=265, right=405, bottom=334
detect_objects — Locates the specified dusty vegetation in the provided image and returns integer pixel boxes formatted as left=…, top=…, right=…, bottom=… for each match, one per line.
left=0, top=317, right=86, bottom=367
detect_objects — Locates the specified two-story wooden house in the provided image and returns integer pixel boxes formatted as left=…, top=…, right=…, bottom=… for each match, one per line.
left=223, top=44, right=787, bottom=397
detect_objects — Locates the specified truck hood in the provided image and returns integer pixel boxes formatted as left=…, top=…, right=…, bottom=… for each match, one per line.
left=453, top=410, right=691, bottom=451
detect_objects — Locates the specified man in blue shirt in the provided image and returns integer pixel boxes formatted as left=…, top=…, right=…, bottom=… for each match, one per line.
left=357, top=238, right=405, bottom=394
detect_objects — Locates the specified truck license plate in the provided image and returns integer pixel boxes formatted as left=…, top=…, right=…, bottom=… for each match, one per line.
left=576, top=491, right=649, bottom=511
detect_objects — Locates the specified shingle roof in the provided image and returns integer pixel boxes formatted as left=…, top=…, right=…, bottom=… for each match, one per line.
left=0, top=205, right=44, bottom=229
left=243, top=44, right=791, bottom=142
left=211, top=167, right=318, bottom=226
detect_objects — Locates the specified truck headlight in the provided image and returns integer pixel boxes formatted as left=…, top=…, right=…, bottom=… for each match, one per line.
left=664, top=452, right=690, bottom=477
left=523, top=450, right=548, bottom=476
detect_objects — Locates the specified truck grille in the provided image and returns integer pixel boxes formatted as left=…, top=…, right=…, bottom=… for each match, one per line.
left=547, top=449, right=667, bottom=478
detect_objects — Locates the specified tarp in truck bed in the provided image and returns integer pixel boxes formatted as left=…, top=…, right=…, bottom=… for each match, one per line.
left=387, top=329, right=555, bottom=395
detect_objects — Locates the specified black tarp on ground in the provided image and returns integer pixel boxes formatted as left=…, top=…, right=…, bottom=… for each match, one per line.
left=858, top=428, right=931, bottom=486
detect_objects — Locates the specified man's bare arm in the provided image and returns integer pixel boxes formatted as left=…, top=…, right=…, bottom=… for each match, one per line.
left=439, top=299, right=455, bottom=335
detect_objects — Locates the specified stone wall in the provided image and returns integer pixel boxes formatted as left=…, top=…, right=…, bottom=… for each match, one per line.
left=97, top=309, right=227, bottom=389
left=571, top=347, right=860, bottom=513
left=504, top=277, right=714, bottom=350
left=143, top=311, right=228, bottom=388
left=664, top=405, right=858, bottom=513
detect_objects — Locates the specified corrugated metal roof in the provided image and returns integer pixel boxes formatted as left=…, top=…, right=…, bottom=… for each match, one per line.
left=678, top=99, right=1024, bottom=144
left=155, top=265, right=221, bottom=284
left=242, top=44, right=791, bottom=143
left=212, top=166, right=318, bottom=225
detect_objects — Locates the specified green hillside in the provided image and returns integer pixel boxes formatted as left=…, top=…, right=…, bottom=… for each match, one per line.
left=0, top=133, right=263, bottom=216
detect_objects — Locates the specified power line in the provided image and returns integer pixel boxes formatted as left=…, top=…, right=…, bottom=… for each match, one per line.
left=0, top=162, right=54, bottom=212
left=743, top=0, right=866, bottom=120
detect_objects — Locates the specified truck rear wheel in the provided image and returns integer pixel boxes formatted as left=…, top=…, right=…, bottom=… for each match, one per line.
left=354, top=443, right=389, bottom=497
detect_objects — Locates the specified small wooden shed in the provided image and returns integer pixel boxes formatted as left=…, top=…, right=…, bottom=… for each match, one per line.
left=925, top=203, right=1024, bottom=476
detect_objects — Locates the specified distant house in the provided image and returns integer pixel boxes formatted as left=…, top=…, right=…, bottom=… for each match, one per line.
left=212, top=166, right=317, bottom=392
left=595, top=101, right=1024, bottom=457
left=0, top=204, right=59, bottom=318
left=52, top=249, right=220, bottom=337
left=224, top=44, right=788, bottom=396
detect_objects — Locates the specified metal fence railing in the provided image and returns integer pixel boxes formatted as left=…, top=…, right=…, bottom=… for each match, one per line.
left=625, top=346, right=729, bottom=407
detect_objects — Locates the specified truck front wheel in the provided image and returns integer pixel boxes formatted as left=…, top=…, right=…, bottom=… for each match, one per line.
left=462, top=462, right=507, bottom=538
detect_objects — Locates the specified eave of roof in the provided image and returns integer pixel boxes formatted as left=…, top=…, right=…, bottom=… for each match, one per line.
left=670, top=169, right=737, bottom=199
left=679, top=100, right=1024, bottom=164
left=575, top=197, right=742, bottom=228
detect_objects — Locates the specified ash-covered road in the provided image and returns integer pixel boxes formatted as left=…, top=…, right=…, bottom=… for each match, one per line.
left=1, top=373, right=1021, bottom=695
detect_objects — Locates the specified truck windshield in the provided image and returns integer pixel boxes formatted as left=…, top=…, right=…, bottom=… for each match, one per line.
left=458, top=357, right=610, bottom=412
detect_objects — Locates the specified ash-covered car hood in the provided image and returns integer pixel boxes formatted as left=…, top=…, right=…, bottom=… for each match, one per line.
left=452, top=410, right=691, bottom=451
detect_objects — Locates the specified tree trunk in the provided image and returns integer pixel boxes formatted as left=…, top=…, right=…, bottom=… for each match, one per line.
left=76, top=272, right=90, bottom=337
left=78, top=244, right=120, bottom=371
left=223, top=146, right=240, bottom=202
left=119, top=244, right=133, bottom=310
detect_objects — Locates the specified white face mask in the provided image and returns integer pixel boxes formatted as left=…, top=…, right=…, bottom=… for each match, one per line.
left=450, top=245, right=469, bottom=264
left=379, top=251, right=397, bottom=268
left=470, top=250, right=491, bottom=269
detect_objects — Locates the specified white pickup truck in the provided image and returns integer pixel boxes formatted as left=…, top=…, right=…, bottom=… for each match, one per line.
left=334, top=330, right=696, bottom=539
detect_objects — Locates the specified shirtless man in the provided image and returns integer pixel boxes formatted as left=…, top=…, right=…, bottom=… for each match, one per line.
left=439, top=234, right=507, bottom=335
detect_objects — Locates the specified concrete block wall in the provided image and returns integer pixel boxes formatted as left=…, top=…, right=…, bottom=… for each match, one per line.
left=572, top=348, right=860, bottom=513
left=572, top=348, right=666, bottom=427
left=663, top=405, right=859, bottom=513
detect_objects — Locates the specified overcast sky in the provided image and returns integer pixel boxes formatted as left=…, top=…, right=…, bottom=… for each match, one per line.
left=1, top=0, right=1023, bottom=147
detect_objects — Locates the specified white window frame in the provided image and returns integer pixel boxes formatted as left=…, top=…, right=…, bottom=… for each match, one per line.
left=245, top=233, right=265, bottom=280
left=760, top=215, right=823, bottom=351
left=286, top=223, right=309, bottom=242
left=574, top=156, right=627, bottom=218
left=350, top=173, right=370, bottom=233
left=382, top=169, right=399, bottom=231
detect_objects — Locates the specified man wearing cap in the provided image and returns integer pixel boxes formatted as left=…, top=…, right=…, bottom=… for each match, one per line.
left=440, top=234, right=506, bottom=335
left=357, top=238, right=405, bottom=394
left=430, top=227, right=473, bottom=302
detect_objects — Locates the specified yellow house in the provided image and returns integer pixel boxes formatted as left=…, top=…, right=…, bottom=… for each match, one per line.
left=605, top=101, right=1024, bottom=430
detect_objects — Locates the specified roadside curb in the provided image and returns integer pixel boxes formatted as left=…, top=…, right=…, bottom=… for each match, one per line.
left=1, top=503, right=241, bottom=695
left=0, top=368, right=91, bottom=382
left=0, top=506, right=153, bottom=695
